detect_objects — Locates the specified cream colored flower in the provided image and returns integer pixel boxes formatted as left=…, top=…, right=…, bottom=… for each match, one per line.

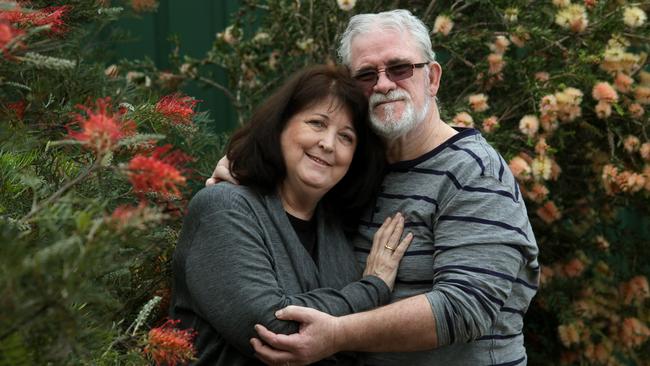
left=218, top=25, right=239, bottom=45
left=640, top=142, right=650, bottom=161
left=639, top=70, right=650, bottom=86
left=336, top=0, right=356, bottom=11
left=535, top=137, right=550, bottom=156
left=509, top=156, right=531, bottom=181
left=490, top=35, right=510, bottom=55
left=595, top=100, right=612, bottom=119
left=452, top=111, right=474, bottom=127
left=252, top=32, right=270, bottom=43
left=535, top=72, right=550, bottom=82
left=624, top=135, right=641, bottom=153
left=519, top=115, right=539, bottom=137
left=296, top=38, right=315, bottom=52
left=504, top=8, right=518, bottom=23
left=481, top=116, right=499, bottom=133
left=623, top=6, right=647, bottom=28
left=635, top=86, right=650, bottom=105
left=552, top=0, right=571, bottom=7
left=433, top=15, right=454, bottom=36
left=628, top=103, right=645, bottom=119
left=614, top=72, right=634, bottom=93
left=468, top=93, right=489, bottom=112
left=592, top=81, right=618, bottom=102
left=555, top=4, right=588, bottom=33
left=487, top=53, right=505, bottom=75
left=532, top=155, right=552, bottom=181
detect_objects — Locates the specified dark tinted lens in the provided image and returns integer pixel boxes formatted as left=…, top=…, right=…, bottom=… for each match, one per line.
left=354, top=71, right=378, bottom=83
left=386, top=64, right=413, bottom=80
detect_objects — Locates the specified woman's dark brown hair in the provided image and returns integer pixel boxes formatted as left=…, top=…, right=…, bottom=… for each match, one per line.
left=226, top=64, right=385, bottom=224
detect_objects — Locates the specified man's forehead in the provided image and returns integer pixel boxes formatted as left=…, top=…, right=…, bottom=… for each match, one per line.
left=349, top=30, right=420, bottom=69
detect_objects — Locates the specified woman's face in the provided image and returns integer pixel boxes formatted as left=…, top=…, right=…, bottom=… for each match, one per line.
left=280, top=97, right=357, bottom=198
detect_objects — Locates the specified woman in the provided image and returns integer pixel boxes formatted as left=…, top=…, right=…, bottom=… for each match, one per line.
left=170, top=65, right=411, bottom=365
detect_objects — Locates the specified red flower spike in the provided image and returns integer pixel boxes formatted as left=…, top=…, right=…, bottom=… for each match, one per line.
left=67, top=97, right=137, bottom=155
left=127, top=145, right=191, bottom=199
left=143, top=319, right=196, bottom=366
left=1, top=5, right=70, bottom=35
left=155, top=93, right=200, bottom=124
left=0, top=21, right=25, bottom=56
left=6, top=100, right=26, bottom=119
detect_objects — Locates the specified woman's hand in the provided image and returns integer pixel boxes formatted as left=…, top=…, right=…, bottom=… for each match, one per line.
left=205, top=155, right=238, bottom=186
left=363, top=212, right=412, bottom=290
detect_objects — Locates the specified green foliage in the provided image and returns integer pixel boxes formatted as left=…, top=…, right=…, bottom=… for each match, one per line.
left=1, top=0, right=225, bottom=364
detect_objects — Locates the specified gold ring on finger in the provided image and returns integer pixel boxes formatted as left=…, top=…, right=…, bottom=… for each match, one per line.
left=384, top=243, right=395, bottom=251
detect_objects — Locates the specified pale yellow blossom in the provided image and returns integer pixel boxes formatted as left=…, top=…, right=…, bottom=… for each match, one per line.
left=433, top=15, right=454, bottom=36
left=623, top=6, right=647, bottom=28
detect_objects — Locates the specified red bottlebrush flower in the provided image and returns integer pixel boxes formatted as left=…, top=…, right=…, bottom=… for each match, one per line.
left=0, top=21, right=25, bottom=56
left=155, top=93, right=199, bottom=124
left=6, top=100, right=26, bottom=119
left=131, top=0, right=159, bottom=13
left=143, top=319, right=196, bottom=366
left=67, top=97, right=137, bottom=155
left=127, top=145, right=191, bottom=198
left=1, top=5, right=70, bottom=35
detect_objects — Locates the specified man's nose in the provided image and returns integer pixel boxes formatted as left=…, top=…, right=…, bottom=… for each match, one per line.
left=373, top=71, right=397, bottom=95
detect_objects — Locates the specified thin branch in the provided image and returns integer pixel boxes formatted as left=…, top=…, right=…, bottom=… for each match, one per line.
left=196, top=76, right=239, bottom=108
left=20, top=158, right=101, bottom=222
left=422, top=0, right=437, bottom=23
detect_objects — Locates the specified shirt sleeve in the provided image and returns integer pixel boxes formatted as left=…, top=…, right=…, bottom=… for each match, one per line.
left=425, top=174, right=537, bottom=346
left=183, top=188, right=391, bottom=356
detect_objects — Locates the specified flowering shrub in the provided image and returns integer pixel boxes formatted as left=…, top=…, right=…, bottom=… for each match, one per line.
left=178, top=1, right=649, bottom=365
left=143, top=319, right=197, bottom=366
left=0, top=0, right=219, bottom=364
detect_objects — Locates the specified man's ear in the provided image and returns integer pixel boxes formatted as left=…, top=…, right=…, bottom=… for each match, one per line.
left=427, top=62, right=442, bottom=97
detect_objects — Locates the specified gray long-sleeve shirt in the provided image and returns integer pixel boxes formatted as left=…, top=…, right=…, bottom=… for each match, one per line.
left=354, top=128, right=539, bottom=366
left=170, top=184, right=391, bottom=365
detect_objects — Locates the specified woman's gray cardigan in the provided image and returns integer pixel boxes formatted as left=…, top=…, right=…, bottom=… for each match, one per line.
left=170, top=183, right=391, bottom=365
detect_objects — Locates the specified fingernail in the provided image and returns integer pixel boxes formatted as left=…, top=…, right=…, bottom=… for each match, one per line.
left=275, top=310, right=282, bottom=317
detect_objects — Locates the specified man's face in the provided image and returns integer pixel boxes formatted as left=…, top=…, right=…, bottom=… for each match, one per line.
left=349, top=29, right=437, bottom=139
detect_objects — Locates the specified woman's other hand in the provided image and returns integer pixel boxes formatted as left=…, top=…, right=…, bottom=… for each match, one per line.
left=363, top=213, right=412, bottom=290
left=205, top=155, right=239, bottom=186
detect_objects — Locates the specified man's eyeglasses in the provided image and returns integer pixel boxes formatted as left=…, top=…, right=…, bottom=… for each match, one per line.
left=353, top=62, right=429, bottom=88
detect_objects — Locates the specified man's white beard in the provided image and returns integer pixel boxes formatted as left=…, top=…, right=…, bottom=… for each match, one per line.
left=369, top=89, right=430, bottom=139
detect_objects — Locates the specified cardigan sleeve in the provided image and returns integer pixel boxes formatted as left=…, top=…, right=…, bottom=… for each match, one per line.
left=182, top=186, right=391, bottom=356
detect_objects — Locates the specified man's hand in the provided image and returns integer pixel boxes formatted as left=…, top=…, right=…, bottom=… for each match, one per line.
left=250, top=306, right=341, bottom=365
left=205, top=155, right=238, bottom=186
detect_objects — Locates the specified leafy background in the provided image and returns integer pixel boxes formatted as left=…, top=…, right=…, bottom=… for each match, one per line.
left=1, top=0, right=649, bottom=365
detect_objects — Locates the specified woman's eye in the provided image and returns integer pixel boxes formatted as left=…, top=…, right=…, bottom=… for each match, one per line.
left=339, top=133, right=355, bottom=144
left=307, top=120, right=325, bottom=128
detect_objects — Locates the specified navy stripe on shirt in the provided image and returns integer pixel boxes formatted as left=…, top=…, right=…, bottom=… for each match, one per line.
left=379, top=192, right=439, bottom=211
left=477, top=332, right=522, bottom=340
left=438, top=215, right=530, bottom=241
left=435, top=265, right=539, bottom=290
left=501, top=307, right=526, bottom=317
left=449, top=144, right=485, bottom=176
left=441, top=278, right=505, bottom=307
left=498, top=156, right=505, bottom=182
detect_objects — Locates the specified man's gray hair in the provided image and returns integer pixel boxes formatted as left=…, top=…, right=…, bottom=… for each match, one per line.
left=338, top=9, right=436, bottom=67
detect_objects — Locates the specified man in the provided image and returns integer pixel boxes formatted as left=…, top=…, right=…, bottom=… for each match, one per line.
left=210, top=9, right=539, bottom=366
